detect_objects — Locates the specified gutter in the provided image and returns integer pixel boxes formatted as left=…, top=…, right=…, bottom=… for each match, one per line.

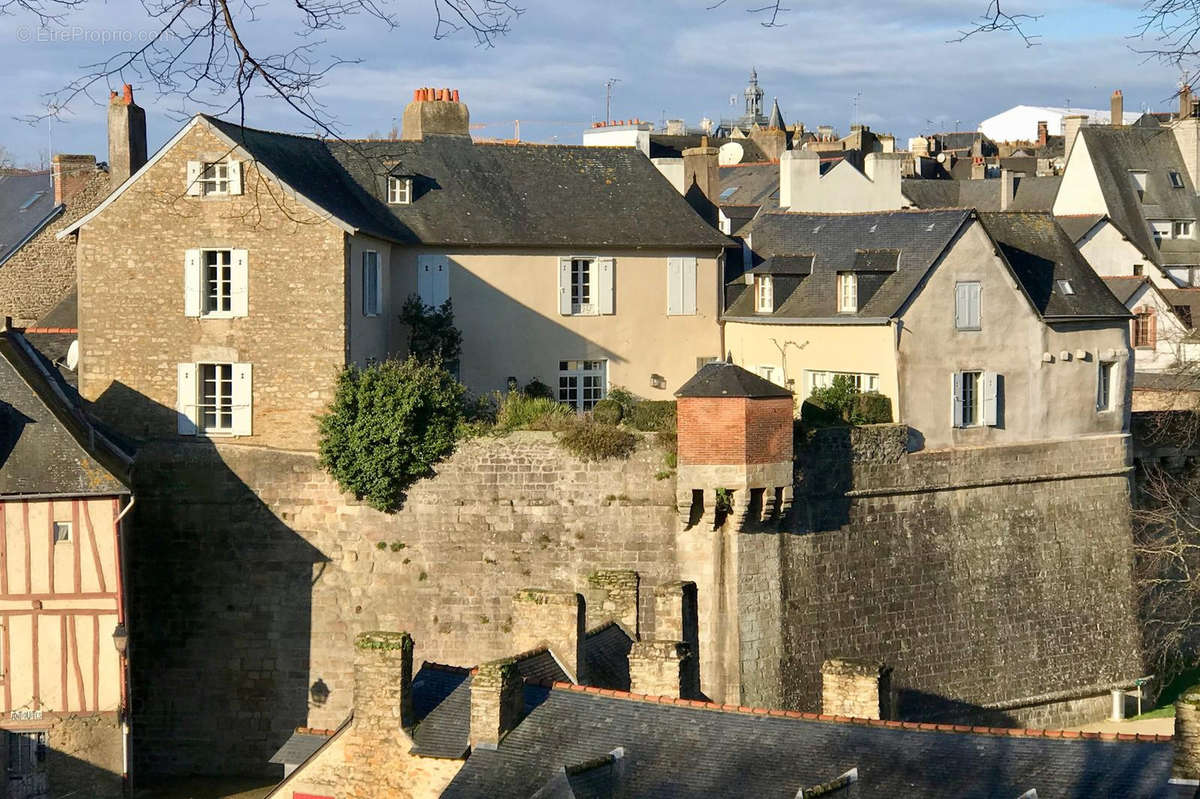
left=722, top=315, right=892, bottom=326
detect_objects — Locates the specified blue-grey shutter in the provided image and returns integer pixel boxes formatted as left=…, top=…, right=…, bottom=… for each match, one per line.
left=558, top=257, right=572, bottom=315
left=982, top=371, right=998, bottom=426
left=951, top=372, right=964, bottom=427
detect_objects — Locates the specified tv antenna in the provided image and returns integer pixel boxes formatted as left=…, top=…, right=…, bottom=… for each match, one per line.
left=605, top=78, right=621, bottom=125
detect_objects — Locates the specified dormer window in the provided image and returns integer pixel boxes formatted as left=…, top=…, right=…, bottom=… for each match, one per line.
left=1170, top=170, right=1186, bottom=189
left=837, top=272, right=857, bottom=313
left=388, top=176, right=412, bottom=205
left=1130, top=170, right=1148, bottom=202
left=755, top=275, right=773, bottom=313
left=1057, top=279, right=1075, bottom=296
left=1175, top=220, right=1194, bottom=239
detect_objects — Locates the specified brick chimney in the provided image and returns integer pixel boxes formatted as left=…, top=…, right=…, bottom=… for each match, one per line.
left=1063, top=114, right=1088, bottom=167
left=51, top=154, right=96, bottom=206
left=629, top=640, right=698, bottom=699
left=470, top=658, right=524, bottom=749
left=682, top=136, right=720, bottom=225
left=821, top=658, right=891, bottom=720
left=401, top=87, right=470, bottom=139
left=107, top=84, right=147, bottom=185
left=1037, top=120, right=1048, bottom=149
left=1111, top=90, right=1124, bottom=127
left=351, top=631, right=415, bottom=732
left=512, top=589, right=586, bottom=684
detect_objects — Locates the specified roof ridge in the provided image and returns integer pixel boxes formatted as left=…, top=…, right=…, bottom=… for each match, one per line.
left=530, top=680, right=1173, bottom=744
left=422, top=661, right=472, bottom=675
left=201, top=113, right=327, bottom=143
left=764, top=208, right=970, bottom=218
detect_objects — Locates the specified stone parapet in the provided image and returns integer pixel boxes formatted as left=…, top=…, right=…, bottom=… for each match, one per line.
left=629, top=640, right=695, bottom=699
left=821, top=658, right=890, bottom=720
left=1175, top=689, right=1200, bottom=780
left=470, top=659, right=524, bottom=749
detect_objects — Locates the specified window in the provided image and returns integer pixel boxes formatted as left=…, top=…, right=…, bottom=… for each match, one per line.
left=52, top=522, right=71, bottom=543
left=953, top=370, right=999, bottom=428
left=558, top=256, right=614, bottom=316
left=186, top=160, right=242, bottom=196
left=6, top=731, right=47, bottom=776
left=806, top=370, right=879, bottom=399
left=1130, top=170, right=1148, bottom=201
left=185, top=249, right=247, bottom=318
left=1175, top=221, right=1194, bottom=239
left=1098, top=362, right=1115, bottom=411
left=388, top=176, right=412, bottom=205
left=755, top=275, right=773, bottom=313
left=362, top=251, right=381, bottom=316
left=1151, top=220, right=1172, bottom=241
left=1134, top=263, right=1144, bottom=276
left=1133, top=308, right=1156, bottom=348
left=558, top=360, right=606, bottom=411
left=177, top=362, right=252, bottom=436
left=1056, top=279, right=1075, bottom=296
left=201, top=162, right=229, bottom=195
left=667, top=256, right=698, bottom=316
left=1176, top=304, right=1194, bottom=329
left=1170, top=170, right=1186, bottom=189
left=837, top=272, right=857, bottom=313
left=755, top=365, right=782, bottom=386
left=955, top=281, right=981, bottom=330
left=719, top=186, right=738, bottom=201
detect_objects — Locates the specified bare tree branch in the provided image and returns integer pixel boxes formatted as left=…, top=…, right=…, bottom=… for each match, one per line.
left=706, top=0, right=788, bottom=28
left=950, top=1, right=1042, bottom=46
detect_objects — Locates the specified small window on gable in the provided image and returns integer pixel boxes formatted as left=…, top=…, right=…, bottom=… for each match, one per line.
left=1134, top=263, right=1144, bottom=276
left=837, top=272, right=857, bottom=313
left=955, top=281, right=981, bottom=330
left=1170, top=170, right=1185, bottom=189
left=755, top=275, right=773, bottom=313
left=187, top=160, right=242, bottom=196
left=1057, top=279, right=1075, bottom=296
left=1175, top=221, right=1194, bottom=239
left=1130, top=170, right=1148, bottom=202
left=388, top=176, right=412, bottom=205
left=52, top=522, right=71, bottom=543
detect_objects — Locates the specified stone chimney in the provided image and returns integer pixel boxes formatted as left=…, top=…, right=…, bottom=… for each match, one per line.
left=862, top=152, right=905, bottom=205
left=587, top=570, right=639, bottom=635
left=51, top=154, right=96, bottom=206
left=909, top=137, right=930, bottom=158
left=511, top=589, right=586, bottom=683
left=682, top=137, right=720, bottom=225
left=629, top=640, right=698, bottom=699
left=821, top=658, right=891, bottom=720
left=1174, top=688, right=1200, bottom=780
left=401, top=87, right=470, bottom=140
left=665, top=119, right=686, bottom=135
left=1182, top=85, right=1194, bottom=120
left=1111, top=90, right=1124, bottom=127
left=107, top=84, right=147, bottom=185
left=779, top=148, right=820, bottom=210
left=1000, top=168, right=1015, bottom=211
left=1063, top=114, right=1088, bottom=167
left=351, top=632, right=415, bottom=733
left=654, top=581, right=698, bottom=649
left=1037, top=120, right=1048, bottom=149
left=469, top=658, right=524, bottom=749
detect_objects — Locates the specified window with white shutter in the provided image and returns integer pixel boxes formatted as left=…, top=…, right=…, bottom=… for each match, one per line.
left=183, top=249, right=202, bottom=317
left=183, top=362, right=252, bottom=436
left=953, top=369, right=999, bottom=427
left=186, top=162, right=203, bottom=197
left=597, top=257, right=615, bottom=315
left=667, top=256, right=698, bottom=316
left=557, top=257, right=613, bottom=316
left=417, top=254, right=449, bottom=307
left=231, top=363, right=252, bottom=436
left=177, top=363, right=198, bottom=435
left=955, top=282, right=981, bottom=330
left=187, top=249, right=248, bottom=318
left=230, top=249, right=249, bottom=316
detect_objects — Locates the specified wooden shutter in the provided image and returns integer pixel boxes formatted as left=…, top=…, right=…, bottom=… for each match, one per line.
left=417, top=255, right=434, bottom=305
left=435, top=257, right=449, bottom=306
left=558, top=257, right=572, bottom=315
left=597, top=257, right=615, bottom=315
left=186, top=161, right=203, bottom=196
left=231, top=363, right=253, bottom=436
left=176, top=363, right=198, bottom=435
left=682, top=256, right=697, bottom=315
left=227, top=160, right=243, bottom=195
left=230, top=249, right=249, bottom=317
left=184, top=249, right=202, bottom=317
left=968, top=283, right=980, bottom=328
left=951, top=372, right=964, bottom=428
left=667, top=258, right=683, bottom=315
left=982, top=371, right=999, bottom=426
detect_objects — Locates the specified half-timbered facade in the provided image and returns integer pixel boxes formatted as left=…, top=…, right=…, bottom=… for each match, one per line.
left=0, top=324, right=132, bottom=799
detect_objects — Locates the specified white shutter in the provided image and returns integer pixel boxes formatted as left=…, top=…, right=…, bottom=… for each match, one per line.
left=597, top=257, right=615, bottom=315
left=969, top=283, right=981, bottom=328
left=231, top=363, right=253, bottom=436
left=176, top=363, right=198, bottom=435
left=227, top=160, right=243, bottom=195
left=982, top=371, right=999, bottom=426
left=954, top=283, right=967, bottom=328
left=184, top=249, right=202, bottom=317
left=951, top=372, right=964, bottom=428
left=682, top=256, right=697, bottom=315
left=558, top=257, right=572, bottom=315
left=230, top=249, right=249, bottom=317
left=435, top=257, right=449, bottom=306
left=417, top=255, right=434, bottom=305
left=186, top=161, right=203, bottom=196
left=667, top=257, right=683, bottom=315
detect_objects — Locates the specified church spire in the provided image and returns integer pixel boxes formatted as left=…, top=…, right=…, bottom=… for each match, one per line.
left=767, top=97, right=786, bottom=130
left=744, top=68, right=764, bottom=122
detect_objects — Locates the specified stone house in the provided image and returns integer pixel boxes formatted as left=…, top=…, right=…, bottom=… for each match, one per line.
left=0, top=323, right=133, bottom=799
left=723, top=209, right=1132, bottom=450
left=61, top=89, right=729, bottom=451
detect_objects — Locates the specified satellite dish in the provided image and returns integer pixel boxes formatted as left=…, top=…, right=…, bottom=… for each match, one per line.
left=936, top=152, right=947, bottom=163
left=65, top=339, right=79, bottom=371
left=718, top=142, right=745, bottom=166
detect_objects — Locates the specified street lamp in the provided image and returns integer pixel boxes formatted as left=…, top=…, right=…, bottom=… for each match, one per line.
left=112, top=623, right=128, bottom=656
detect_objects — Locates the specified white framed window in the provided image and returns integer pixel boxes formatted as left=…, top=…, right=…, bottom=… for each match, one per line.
left=558, top=360, right=606, bottom=411
left=417, top=254, right=450, bottom=307
left=186, top=160, right=242, bottom=197
left=837, top=272, right=857, bottom=313
left=1098, top=361, right=1115, bottom=411
left=805, top=370, right=879, bottom=399
left=185, top=248, right=248, bottom=318
left=177, top=362, right=252, bottom=436
left=954, top=281, right=981, bottom=330
left=1170, top=170, right=1186, bottom=189
left=362, top=251, right=381, bottom=316
left=1130, top=170, right=1148, bottom=201
left=755, top=275, right=773, bottom=313
left=1151, top=220, right=1172, bottom=241
left=388, top=176, right=412, bottom=205
left=667, top=256, right=698, bottom=316
left=952, top=370, right=999, bottom=428
left=1174, top=221, right=1194, bottom=239
left=1056, top=279, right=1075, bottom=296
left=558, top=256, right=614, bottom=316
left=52, top=522, right=71, bottom=544
left=755, top=365, right=781, bottom=386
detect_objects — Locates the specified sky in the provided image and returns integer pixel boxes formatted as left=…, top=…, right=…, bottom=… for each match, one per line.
left=0, top=0, right=1190, bottom=166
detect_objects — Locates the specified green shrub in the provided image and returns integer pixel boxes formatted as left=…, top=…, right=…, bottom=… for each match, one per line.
left=606, top=386, right=639, bottom=415
left=851, top=392, right=893, bottom=425
left=523, top=378, right=555, bottom=400
left=627, top=400, right=677, bottom=432
left=592, top=399, right=624, bottom=425
left=557, top=419, right=638, bottom=461
left=399, top=295, right=462, bottom=367
left=494, top=391, right=572, bottom=433
left=318, top=358, right=464, bottom=512
left=802, top=375, right=892, bottom=429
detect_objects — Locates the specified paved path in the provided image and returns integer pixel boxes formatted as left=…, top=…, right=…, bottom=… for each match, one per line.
left=1067, top=716, right=1175, bottom=735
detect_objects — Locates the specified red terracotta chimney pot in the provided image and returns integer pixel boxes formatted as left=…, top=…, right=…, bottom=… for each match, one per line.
left=453, top=89, right=460, bottom=102
left=122, top=84, right=133, bottom=105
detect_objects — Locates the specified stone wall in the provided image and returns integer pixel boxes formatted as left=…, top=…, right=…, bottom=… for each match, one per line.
left=0, top=713, right=123, bottom=799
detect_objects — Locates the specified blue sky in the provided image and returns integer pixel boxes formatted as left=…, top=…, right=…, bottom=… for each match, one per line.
left=0, top=0, right=1188, bottom=165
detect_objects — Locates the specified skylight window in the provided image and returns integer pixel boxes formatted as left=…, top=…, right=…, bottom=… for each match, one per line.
left=719, top=186, right=738, bottom=201
left=1170, top=170, right=1186, bottom=189
left=18, top=191, right=45, bottom=211
left=1057, top=279, right=1075, bottom=295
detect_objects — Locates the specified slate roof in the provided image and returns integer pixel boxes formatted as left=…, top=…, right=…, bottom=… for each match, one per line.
left=649, top=134, right=768, bottom=164
left=900, top=176, right=1062, bottom=211
left=748, top=255, right=814, bottom=275
left=203, top=116, right=729, bottom=250
left=720, top=204, right=761, bottom=237
left=978, top=212, right=1132, bottom=320
left=0, top=172, right=59, bottom=266
left=0, top=329, right=130, bottom=497
left=441, top=685, right=1174, bottom=798
left=410, top=664, right=473, bottom=759
left=1164, top=288, right=1200, bottom=330
left=675, top=361, right=792, bottom=399
left=581, top=622, right=634, bottom=692
left=727, top=209, right=971, bottom=321
left=1075, top=125, right=1200, bottom=267
left=1057, top=214, right=1107, bottom=243
left=719, top=163, right=781, bottom=208
left=516, top=648, right=570, bottom=684
left=1101, top=276, right=1149, bottom=305
left=268, top=730, right=333, bottom=765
